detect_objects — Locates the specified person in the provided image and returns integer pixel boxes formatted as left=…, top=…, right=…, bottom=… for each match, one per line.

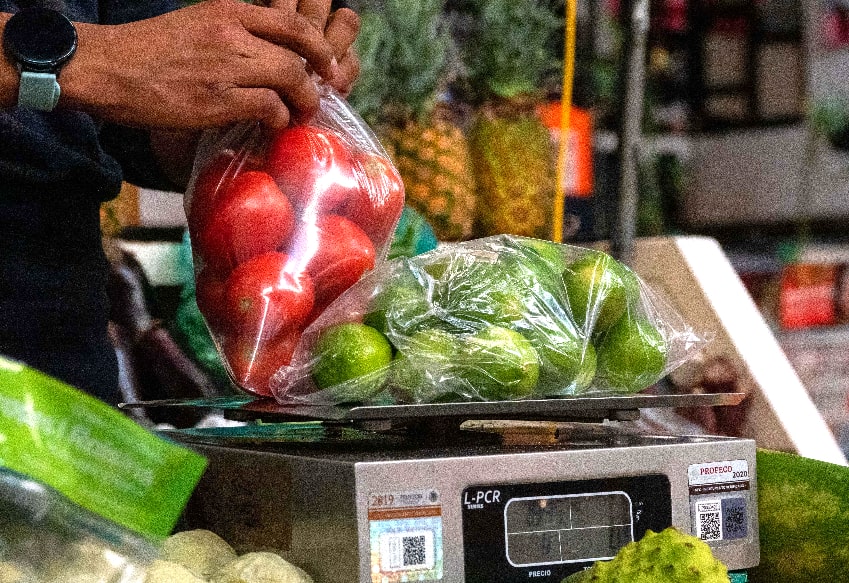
left=0, top=0, right=361, bottom=404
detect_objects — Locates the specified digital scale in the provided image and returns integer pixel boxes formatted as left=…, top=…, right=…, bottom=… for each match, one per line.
left=131, top=393, right=760, bottom=583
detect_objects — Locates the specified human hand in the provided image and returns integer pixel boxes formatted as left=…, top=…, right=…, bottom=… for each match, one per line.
left=321, top=6, right=361, bottom=96
left=62, top=0, right=338, bottom=129
left=267, top=0, right=360, bottom=96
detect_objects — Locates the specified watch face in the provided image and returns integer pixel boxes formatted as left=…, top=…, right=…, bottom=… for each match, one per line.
left=3, top=7, right=77, bottom=72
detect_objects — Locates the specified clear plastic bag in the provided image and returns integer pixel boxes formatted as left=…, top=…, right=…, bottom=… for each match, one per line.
left=185, top=87, right=405, bottom=397
left=271, top=235, right=710, bottom=405
left=0, top=468, right=156, bottom=583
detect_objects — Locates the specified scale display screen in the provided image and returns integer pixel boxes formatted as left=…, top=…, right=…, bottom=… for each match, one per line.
left=462, top=475, right=671, bottom=582
left=504, top=492, right=633, bottom=566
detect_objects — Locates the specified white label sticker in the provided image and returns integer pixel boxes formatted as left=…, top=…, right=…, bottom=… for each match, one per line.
left=695, top=499, right=722, bottom=541
left=688, top=460, right=749, bottom=486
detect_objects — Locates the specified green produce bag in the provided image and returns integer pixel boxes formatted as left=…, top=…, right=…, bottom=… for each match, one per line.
left=388, top=205, right=440, bottom=260
left=0, top=355, right=207, bottom=539
left=269, top=235, right=709, bottom=405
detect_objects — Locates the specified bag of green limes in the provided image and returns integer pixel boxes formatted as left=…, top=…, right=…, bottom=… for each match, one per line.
left=268, top=235, right=710, bottom=405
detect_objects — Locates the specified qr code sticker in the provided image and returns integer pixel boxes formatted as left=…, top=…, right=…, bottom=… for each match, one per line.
left=403, top=535, right=427, bottom=567
left=696, top=500, right=722, bottom=541
left=380, top=530, right=434, bottom=571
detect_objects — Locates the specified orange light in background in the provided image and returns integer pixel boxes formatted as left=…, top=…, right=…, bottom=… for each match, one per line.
left=538, top=102, right=594, bottom=199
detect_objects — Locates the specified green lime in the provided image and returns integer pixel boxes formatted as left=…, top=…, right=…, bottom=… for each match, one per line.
left=515, top=237, right=566, bottom=268
left=430, top=259, right=511, bottom=330
left=311, top=323, right=393, bottom=401
left=563, top=251, right=640, bottom=335
left=475, top=282, right=527, bottom=326
left=416, top=249, right=456, bottom=281
left=525, top=322, right=597, bottom=395
left=437, top=255, right=554, bottom=333
left=422, top=258, right=450, bottom=280
left=594, top=315, right=668, bottom=393
left=391, top=328, right=461, bottom=402
left=511, top=237, right=567, bottom=294
left=363, top=279, right=431, bottom=337
left=458, top=325, right=540, bottom=400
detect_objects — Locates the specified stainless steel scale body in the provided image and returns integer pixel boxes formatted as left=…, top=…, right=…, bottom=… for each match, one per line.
left=137, top=394, right=759, bottom=583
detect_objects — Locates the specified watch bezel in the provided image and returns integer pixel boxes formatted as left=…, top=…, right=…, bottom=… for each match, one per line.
left=3, top=7, right=78, bottom=73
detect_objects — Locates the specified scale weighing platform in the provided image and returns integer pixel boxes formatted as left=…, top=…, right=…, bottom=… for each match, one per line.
left=133, top=393, right=759, bottom=582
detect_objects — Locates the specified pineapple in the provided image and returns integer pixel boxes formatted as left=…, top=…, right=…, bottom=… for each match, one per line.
left=457, top=0, right=562, bottom=239
left=348, top=0, right=477, bottom=241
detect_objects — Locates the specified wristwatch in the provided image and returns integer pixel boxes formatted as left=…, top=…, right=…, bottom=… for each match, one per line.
left=3, top=7, right=78, bottom=111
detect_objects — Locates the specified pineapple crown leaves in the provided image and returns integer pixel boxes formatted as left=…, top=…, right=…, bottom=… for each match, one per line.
left=348, top=11, right=393, bottom=126
left=460, top=0, right=562, bottom=103
left=348, top=0, right=452, bottom=126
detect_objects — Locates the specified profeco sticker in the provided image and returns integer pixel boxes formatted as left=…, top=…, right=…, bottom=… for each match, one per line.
left=687, top=460, right=751, bottom=544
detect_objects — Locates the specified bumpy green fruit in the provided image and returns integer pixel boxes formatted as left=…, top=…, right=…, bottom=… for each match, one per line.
left=564, top=528, right=730, bottom=583
left=211, top=552, right=312, bottom=583
left=161, top=529, right=237, bottom=579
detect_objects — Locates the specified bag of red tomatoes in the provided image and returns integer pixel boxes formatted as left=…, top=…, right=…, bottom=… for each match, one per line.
left=185, top=87, right=405, bottom=398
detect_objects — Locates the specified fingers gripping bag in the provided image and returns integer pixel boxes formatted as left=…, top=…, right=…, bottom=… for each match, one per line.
left=271, top=235, right=710, bottom=405
left=185, top=86, right=405, bottom=397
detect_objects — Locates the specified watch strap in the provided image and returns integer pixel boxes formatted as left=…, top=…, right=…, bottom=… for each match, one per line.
left=18, top=71, right=61, bottom=111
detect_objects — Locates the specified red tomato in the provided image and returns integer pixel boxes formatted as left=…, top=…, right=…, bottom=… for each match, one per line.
left=265, top=125, right=359, bottom=214
left=224, top=332, right=300, bottom=397
left=196, top=171, right=295, bottom=271
left=224, top=252, right=314, bottom=340
left=298, top=214, right=376, bottom=313
left=187, top=149, right=243, bottom=241
left=195, top=268, right=229, bottom=330
left=344, top=152, right=406, bottom=244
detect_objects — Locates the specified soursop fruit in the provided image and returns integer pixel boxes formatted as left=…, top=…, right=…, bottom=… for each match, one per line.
left=144, top=560, right=207, bottom=583
left=0, top=562, right=34, bottom=583
left=564, top=527, right=729, bottom=583
left=161, top=529, right=238, bottom=579
left=211, top=551, right=313, bottom=583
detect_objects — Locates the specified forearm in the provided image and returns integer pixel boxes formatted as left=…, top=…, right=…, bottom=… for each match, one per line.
left=0, top=14, right=18, bottom=108
left=1, top=2, right=339, bottom=130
